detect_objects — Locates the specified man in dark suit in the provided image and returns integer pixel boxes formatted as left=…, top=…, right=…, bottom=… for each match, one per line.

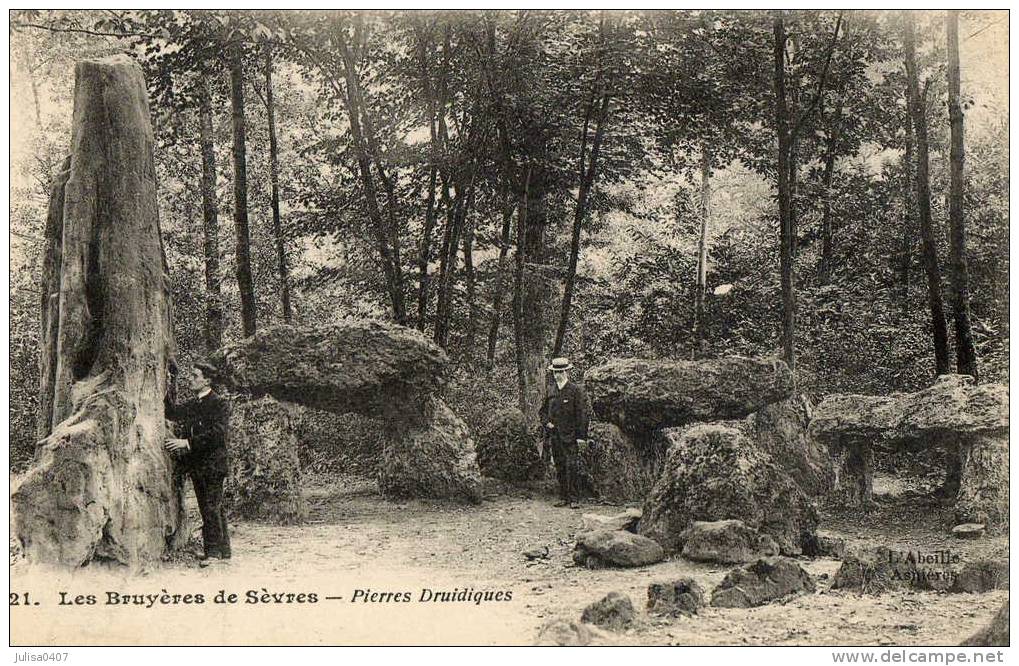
left=540, top=357, right=592, bottom=508
left=164, top=361, right=231, bottom=565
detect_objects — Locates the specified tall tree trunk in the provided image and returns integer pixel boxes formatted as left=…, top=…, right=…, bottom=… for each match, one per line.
left=229, top=41, right=257, bottom=337
left=265, top=45, right=292, bottom=322
left=553, top=93, right=610, bottom=357
left=946, top=10, right=979, bottom=380
left=15, top=56, right=181, bottom=567
left=518, top=164, right=556, bottom=423
left=899, top=109, right=917, bottom=315
left=512, top=168, right=532, bottom=416
left=417, top=164, right=439, bottom=331
left=197, top=77, right=224, bottom=351
left=818, top=114, right=840, bottom=284
left=904, top=13, right=951, bottom=376
left=773, top=15, right=796, bottom=372
left=337, top=37, right=406, bottom=324
left=434, top=121, right=486, bottom=348
left=462, top=211, right=477, bottom=352
left=486, top=182, right=514, bottom=369
left=693, top=147, right=711, bottom=353
left=415, top=28, right=442, bottom=331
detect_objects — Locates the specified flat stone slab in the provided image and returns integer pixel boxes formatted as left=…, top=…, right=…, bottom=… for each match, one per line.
left=810, top=375, right=1008, bottom=450
left=209, top=321, right=449, bottom=419
left=952, top=523, right=987, bottom=539
left=584, top=356, right=794, bottom=433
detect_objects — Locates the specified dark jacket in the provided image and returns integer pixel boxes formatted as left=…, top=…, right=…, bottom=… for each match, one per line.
left=540, top=380, right=590, bottom=443
left=165, top=390, right=230, bottom=478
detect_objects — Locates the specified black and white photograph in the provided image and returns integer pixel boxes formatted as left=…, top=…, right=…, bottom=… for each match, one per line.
left=7, top=7, right=1010, bottom=650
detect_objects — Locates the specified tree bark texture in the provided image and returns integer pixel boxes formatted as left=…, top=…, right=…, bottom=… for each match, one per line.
left=517, top=166, right=556, bottom=423
left=14, top=56, right=181, bottom=567
left=903, top=14, right=951, bottom=376
left=230, top=41, right=257, bottom=337
left=945, top=11, right=979, bottom=380
left=553, top=91, right=610, bottom=357
left=899, top=109, right=917, bottom=314
left=265, top=45, right=292, bottom=323
left=197, top=77, right=224, bottom=351
left=337, top=36, right=407, bottom=324
left=485, top=183, right=514, bottom=369
left=773, top=16, right=797, bottom=373
left=694, top=147, right=711, bottom=350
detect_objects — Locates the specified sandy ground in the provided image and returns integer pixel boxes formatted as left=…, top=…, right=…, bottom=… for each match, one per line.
left=10, top=473, right=1008, bottom=646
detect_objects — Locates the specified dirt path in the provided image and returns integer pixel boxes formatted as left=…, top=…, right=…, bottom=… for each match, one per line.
left=10, top=473, right=1007, bottom=646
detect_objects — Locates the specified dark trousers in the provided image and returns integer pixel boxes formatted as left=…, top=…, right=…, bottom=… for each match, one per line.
left=192, top=474, right=231, bottom=559
left=549, top=435, right=589, bottom=502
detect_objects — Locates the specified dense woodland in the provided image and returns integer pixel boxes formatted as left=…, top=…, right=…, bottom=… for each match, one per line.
left=9, top=10, right=1009, bottom=470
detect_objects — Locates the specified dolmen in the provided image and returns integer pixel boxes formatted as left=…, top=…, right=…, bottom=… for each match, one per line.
left=582, top=356, right=822, bottom=557
left=810, top=374, right=1008, bottom=531
left=210, top=321, right=483, bottom=503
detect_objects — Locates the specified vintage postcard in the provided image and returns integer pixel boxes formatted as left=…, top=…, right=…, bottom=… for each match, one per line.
left=7, top=8, right=1009, bottom=651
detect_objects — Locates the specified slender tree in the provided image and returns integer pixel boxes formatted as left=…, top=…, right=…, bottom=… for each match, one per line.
left=229, top=38, right=257, bottom=337
left=264, top=43, right=292, bottom=322
left=898, top=109, right=917, bottom=315
left=903, top=12, right=951, bottom=375
left=772, top=14, right=796, bottom=371
left=945, top=10, right=979, bottom=379
left=196, top=76, right=224, bottom=350
left=486, top=182, right=514, bottom=368
left=693, top=147, right=711, bottom=353
left=553, top=87, right=611, bottom=356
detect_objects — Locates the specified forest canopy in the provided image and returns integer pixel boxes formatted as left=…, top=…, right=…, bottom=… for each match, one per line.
left=8, top=10, right=1009, bottom=468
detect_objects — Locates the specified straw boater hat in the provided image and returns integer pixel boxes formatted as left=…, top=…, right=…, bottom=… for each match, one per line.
left=548, top=357, right=573, bottom=372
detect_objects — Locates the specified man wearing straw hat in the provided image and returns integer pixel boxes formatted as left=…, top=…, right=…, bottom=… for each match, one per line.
left=540, top=357, right=591, bottom=508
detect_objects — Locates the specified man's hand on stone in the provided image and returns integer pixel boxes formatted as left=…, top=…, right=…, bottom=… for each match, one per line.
left=164, top=438, right=190, bottom=453
left=545, top=422, right=555, bottom=430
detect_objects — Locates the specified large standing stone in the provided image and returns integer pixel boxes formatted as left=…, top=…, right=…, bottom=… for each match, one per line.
left=679, top=520, right=780, bottom=564
left=584, top=356, right=794, bottom=433
left=12, top=56, right=180, bottom=567
left=378, top=398, right=483, bottom=503
left=225, top=396, right=304, bottom=524
left=640, top=424, right=818, bottom=555
left=573, top=529, right=666, bottom=568
left=743, top=395, right=833, bottom=496
left=710, top=558, right=815, bottom=608
left=474, top=408, right=544, bottom=483
left=810, top=375, right=1008, bottom=528
left=955, top=434, right=1009, bottom=529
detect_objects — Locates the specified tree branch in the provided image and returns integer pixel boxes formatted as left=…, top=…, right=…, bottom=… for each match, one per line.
left=791, top=11, right=843, bottom=140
